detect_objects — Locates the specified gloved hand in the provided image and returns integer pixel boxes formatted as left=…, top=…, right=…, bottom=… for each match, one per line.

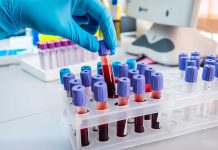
left=0, top=0, right=117, bottom=54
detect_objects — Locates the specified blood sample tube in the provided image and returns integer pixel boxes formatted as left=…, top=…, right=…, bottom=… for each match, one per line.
left=117, top=77, right=130, bottom=137
left=80, top=70, right=92, bottom=101
left=93, top=81, right=109, bottom=141
left=191, top=52, right=200, bottom=57
left=179, top=56, right=189, bottom=78
left=98, top=67, right=103, bottom=76
left=190, top=56, right=200, bottom=70
left=150, top=72, right=163, bottom=129
left=67, top=40, right=75, bottom=65
left=72, top=85, right=89, bottom=146
left=126, top=59, right=137, bottom=70
left=198, top=64, right=215, bottom=117
left=206, top=55, right=216, bottom=60
left=63, top=73, right=75, bottom=97
left=98, top=40, right=117, bottom=98
left=81, top=65, right=91, bottom=71
left=91, top=75, right=104, bottom=92
left=38, top=43, right=50, bottom=70
left=184, top=66, right=198, bottom=121
left=128, top=69, right=139, bottom=90
left=118, top=64, right=128, bottom=78
left=112, top=61, right=121, bottom=82
left=132, top=75, right=145, bottom=133
left=137, top=62, right=147, bottom=75
left=59, top=68, right=71, bottom=85
left=61, top=39, right=70, bottom=66
left=47, top=42, right=57, bottom=69
left=54, top=41, right=63, bottom=67
left=186, top=59, right=197, bottom=68
left=144, top=67, right=155, bottom=95
left=204, top=59, right=216, bottom=66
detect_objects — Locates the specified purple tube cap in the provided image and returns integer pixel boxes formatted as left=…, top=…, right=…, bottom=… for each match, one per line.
left=215, top=63, right=218, bottom=78
left=133, top=75, right=145, bottom=94
left=47, top=42, right=55, bottom=49
left=54, top=41, right=61, bottom=47
left=206, top=55, right=216, bottom=60
left=80, top=70, right=92, bottom=87
left=190, top=56, right=200, bottom=69
left=40, top=43, right=47, bottom=50
left=67, top=40, right=75, bottom=45
left=92, top=75, right=104, bottom=86
left=93, top=81, right=108, bottom=102
left=151, top=72, right=163, bottom=91
left=69, top=79, right=81, bottom=97
left=61, top=39, right=68, bottom=46
left=179, top=52, right=188, bottom=59
left=117, top=77, right=130, bottom=97
left=186, top=59, right=196, bottom=67
left=202, top=64, right=215, bottom=81
left=179, top=56, right=189, bottom=71
left=98, top=67, right=103, bottom=76
left=137, top=62, right=148, bottom=75
left=72, top=85, right=87, bottom=106
left=63, top=73, right=75, bottom=90
left=144, top=67, right=155, bottom=84
left=204, top=59, right=216, bottom=66
left=191, top=52, right=200, bottom=57
left=98, top=40, right=110, bottom=56
left=185, top=66, right=198, bottom=83
left=118, top=64, right=128, bottom=78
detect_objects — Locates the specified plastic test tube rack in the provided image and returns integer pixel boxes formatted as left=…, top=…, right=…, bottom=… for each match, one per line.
left=60, top=67, right=218, bottom=150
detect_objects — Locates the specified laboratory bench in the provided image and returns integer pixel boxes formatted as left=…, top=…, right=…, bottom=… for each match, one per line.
left=1, top=63, right=218, bottom=150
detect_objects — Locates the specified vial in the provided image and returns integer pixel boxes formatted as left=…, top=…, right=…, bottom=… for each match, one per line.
left=54, top=41, right=63, bottom=67
left=47, top=42, right=57, bottom=69
left=61, top=39, right=70, bottom=66
left=118, top=64, right=128, bottom=78
left=67, top=40, right=75, bottom=65
left=80, top=70, right=92, bottom=101
left=38, top=43, right=50, bottom=70
left=179, top=56, right=189, bottom=78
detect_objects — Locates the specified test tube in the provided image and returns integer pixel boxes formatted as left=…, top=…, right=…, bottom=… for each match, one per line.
left=112, top=61, right=121, bottom=82
left=126, top=59, right=137, bottom=70
left=137, top=62, right=147, bottom=75
left=128, top=69, right=139, bottom=92
left=38, top=43, right=50, bottom=70
left=191, top=52, right=200, bottom=57
left=61, top=39, right=70, bottom=66
left=132, top=75, right=145, bottom=133
left=204, top=59, right=216, bottom=66
left=81, top=65, right=91, bottom=71
left=63, top=73, right=75, bottom=97
left=80, top=70, right=92, bottom=101
left=54, top=41, right=63, bottom=67
left=151, top=72, right=163, bottom=129
left=98, top=40, right=117, bottom=98
left=118, top=64, right=128, bottom=78
left=144, top=67, right=155, bottom=120
left=69, top=79, right=81, bottom=98
left=184, top=66, right=198, bottom=121
left=47, top=42, right=57, bottom=69
left=198, top=64, right=215, bottom=118
left=91, top=75, right=104, bottom=92
left=93, top=81, right=109, bottom=141
left=72, top=85, right=89, bottom=146
left=67, top=40, right=75, bottom=65
left=73, top=43, right=81, bottom=63
left=190, top=56, right=200, bottom=70
left=59, top=68, right=71, bottom=85
left=179, top=56, right=189, bottom=78
left=117, top=77, right=130, bottom=137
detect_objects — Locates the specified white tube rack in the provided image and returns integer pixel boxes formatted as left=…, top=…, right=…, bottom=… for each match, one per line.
left=61, top=69, right=218, bottom=150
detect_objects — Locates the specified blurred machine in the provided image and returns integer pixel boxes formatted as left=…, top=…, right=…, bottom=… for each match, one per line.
left=126, top=0, right=217, bottom=65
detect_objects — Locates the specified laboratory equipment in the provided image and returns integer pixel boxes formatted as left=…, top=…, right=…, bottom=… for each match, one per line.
left=126, top=0, right=217, bottom=65
left=179, top=56, right=189, bottom=78
left=204, top=59, right=216, bottom=66
left=80, top=70, right=92, bottom=101
left=126, top=59, right=137, bottom=70
left=59, top=68, right=71, bottom=84
left=63, top=73, right=75, bottom=97
left=137, top=62, right=147, bottom=75
left=118, top=64, right=128, bottom=78
left=38, top=43, right=50, bottom=70
left=81, top=66, right=92, bottom=71
left=186, top=59, right=197, bottom=68
left=112, top=61, right=121, bottom=78
left=98, top=40, right=116, bottom=98
left=190, top=56, right=200, bottom=70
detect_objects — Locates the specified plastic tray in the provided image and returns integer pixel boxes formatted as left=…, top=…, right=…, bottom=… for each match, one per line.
left=61, top=68, right=218, bottom=150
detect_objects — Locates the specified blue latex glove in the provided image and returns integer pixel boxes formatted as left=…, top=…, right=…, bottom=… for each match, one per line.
left=0, top=0, right=117, bottom=54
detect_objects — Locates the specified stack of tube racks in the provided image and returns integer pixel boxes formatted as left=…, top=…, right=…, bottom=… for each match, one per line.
left=60, top=67, right=218, bottom=150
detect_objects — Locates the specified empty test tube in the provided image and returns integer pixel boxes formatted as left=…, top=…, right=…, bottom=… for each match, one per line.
left=126, top=59, right=137, bottom=70
left=117, top=77, right=130, bottom=137
left=98, top=40, right=117, bottom=98
left=63, top=73, right=75, bottom=97
left=137, top=62, right=147, bottom=75
left=151, top=72, right=163, bottom=129
left=47, top=42, right=57, bottom=69
left=133, top=75, right=145, bottom=133
left=54, top=41, right=63, bottom=67
left=198, top=64, right=215, bottom=118
left=93, top=81, right=109, bottom=141
left=184, top=66, right=198, bottom=121
left=61, top=40, right=70, bottom=66
left=72, top=85, right=89, bottom=146
left=190, top=56, right=200, bottom=70
left=80, top=70, right=92, bottom=101
left=179, top=56, right=189, bottom=78
left=118, top=64, right=128, bottom=78
left=59, top=68, right=71, bottom=84
left=38, top=43, right=50, bottom=70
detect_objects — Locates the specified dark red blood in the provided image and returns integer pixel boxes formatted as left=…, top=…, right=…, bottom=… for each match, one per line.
left=98, top=124, right=109, bottom=141
left=80, top=128, right=89, bottom=146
